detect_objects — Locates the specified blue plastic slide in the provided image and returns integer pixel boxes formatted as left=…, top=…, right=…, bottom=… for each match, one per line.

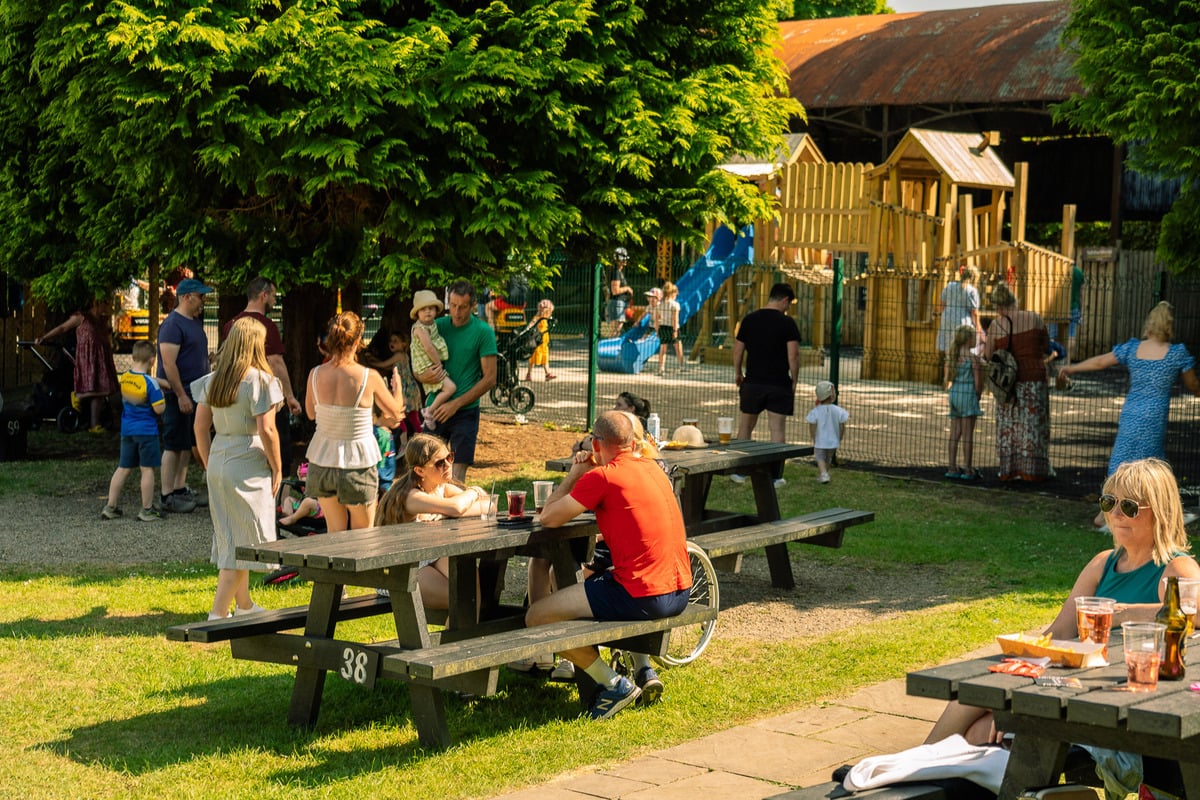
left=598, top=224, right=754, bottom=373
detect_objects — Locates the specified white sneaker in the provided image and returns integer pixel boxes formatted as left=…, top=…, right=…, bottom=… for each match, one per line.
left=233, top=603, right=266, bottom=616
left=207, top=612, right=231, bottom=621
left=818, top=473, right=831, bottom=484
left=729, top=474, right=747, bottom=484
left=549, top=659, right=576, bottom=682
left=507, top=655, right=555, bottom=673
left=773, top=478, right=787, bottom=489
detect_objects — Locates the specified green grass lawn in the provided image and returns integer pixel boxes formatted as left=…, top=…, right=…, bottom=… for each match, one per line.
left=0, top=452, right=1104, bottom=799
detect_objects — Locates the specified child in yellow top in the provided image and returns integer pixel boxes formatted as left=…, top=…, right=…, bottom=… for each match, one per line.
left=524, top=299, right=556, bottom=381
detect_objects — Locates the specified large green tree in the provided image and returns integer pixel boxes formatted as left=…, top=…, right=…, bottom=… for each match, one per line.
left=779, top=0, right=889, bottom=21
left=0, top=0, right=800, bottom=307
left=1057, top=0, right=1200, bottom=273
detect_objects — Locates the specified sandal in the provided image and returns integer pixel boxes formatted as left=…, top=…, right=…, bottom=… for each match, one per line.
left=959, top=469, right=981, bottom=482
left=545, top=373, right=557, bottom=381
left=943, top=471, right=962, bottom=479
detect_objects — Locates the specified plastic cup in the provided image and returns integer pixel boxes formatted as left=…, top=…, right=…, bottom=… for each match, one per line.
left=1074, top=596, right=1115, bottom=645
left=481, top=493, right=499, bottom=521
left=1178, top=578, right=1200, bottom=636
left=506, top=490, right=527, bottom=520
left=717, top=417, right=734, bottom=444
left=1122, top=621, right=1165, bottom=692
left=532, top=481, right=555, bottom=513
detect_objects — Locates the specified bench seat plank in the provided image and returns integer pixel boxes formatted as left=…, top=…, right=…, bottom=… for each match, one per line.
left=689, top=509, right=874, bottom=557
left=385, top=605, right=718, bottom=681
left=166, top=593, right=393, bottom=643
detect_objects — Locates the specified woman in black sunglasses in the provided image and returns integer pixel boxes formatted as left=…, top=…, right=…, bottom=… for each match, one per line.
left=925, top=457, right=1200, bottom=750
left=375, top=433, right=489, bottom=610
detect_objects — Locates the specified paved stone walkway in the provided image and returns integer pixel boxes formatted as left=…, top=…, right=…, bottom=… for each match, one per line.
left=490, top=676, right=947, bottom=800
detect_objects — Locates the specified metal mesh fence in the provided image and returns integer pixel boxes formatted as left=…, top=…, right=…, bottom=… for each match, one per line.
left=483, top=254, right=1200, bottom=503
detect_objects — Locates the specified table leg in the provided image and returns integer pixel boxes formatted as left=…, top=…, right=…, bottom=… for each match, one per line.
left=749, top=463, right=794, bottom=589
left=1179, top=761, right=1200, bottom=800
left=448, top=555, right=477, bottom=630
left=678, top=474, right=712, bottom=533
left=409, top=685, right=450, bottom=749
left=994, top=728, right=1069, bottom=800
left=287, top=580, right=342, bottom=728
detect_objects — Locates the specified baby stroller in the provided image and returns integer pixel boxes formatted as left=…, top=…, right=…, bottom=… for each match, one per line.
left=15, top=340, right=103, bottom=433
left=489, top=316, right=550, bottom=414
left=263, top=464, right=328, bottom=585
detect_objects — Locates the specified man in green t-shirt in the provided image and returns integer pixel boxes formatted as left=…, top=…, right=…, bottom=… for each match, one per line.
left=428, top=280, right=498, bottom=482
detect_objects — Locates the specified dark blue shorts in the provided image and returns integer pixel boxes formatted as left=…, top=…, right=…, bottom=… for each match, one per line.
left=119, top=434, right=162, bottom=469
left=161, top=394, right=196, bottom=452
left=428, top=405, right=480, bottom=465
left=739, top=380, right=795, bottom=417
left=584, top=571, right=690, bottom=621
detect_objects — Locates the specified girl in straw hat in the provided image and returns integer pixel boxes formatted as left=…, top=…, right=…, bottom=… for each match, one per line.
left=410, top=290, right=457, bottom=431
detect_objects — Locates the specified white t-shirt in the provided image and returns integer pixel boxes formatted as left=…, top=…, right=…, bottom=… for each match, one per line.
left=806, top=403, right=849, bottom=449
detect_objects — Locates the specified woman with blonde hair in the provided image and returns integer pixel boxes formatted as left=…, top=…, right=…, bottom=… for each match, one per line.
left=304, top=311, right=407, bottom=532
left=374, top=433, right=487, bottom=609
left=193, top=317, right=284, bottom=620
left=926, top=458, right=1199, bottom=754
left=984, top=283, right=1050, bottom=481
left=1061, top=301, right=1200, bottom=527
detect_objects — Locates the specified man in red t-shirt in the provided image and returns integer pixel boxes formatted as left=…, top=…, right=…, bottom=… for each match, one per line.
left=223, top=277, right=302, bottom=474
left=529, top=410, right=691, bottom=719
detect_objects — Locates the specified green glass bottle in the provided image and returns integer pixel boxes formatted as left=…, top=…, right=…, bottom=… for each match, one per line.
left=1156, top=576, right=1188, bottom=680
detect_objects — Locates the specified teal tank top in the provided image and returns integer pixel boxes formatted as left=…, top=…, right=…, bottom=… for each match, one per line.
left=1094, top=547, right=1189, bottom=603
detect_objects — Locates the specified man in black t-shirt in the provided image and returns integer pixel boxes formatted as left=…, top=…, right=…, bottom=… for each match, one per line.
left=732, top=283, right=800, bottom=485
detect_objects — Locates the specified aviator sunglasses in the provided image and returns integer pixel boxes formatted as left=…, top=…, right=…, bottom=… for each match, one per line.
left=432, top=453, right=454, bottom=470
left=1099, top=494, right=1149, bottom=518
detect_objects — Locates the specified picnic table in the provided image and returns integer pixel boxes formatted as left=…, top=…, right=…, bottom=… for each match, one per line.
left=547, top=440, right=873, bottom=590
left=167, top=513, right=716, bottom=748
left=907, top=632, right=1200, bottom=799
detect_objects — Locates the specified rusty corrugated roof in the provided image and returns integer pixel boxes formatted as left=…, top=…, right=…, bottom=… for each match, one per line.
left=779, top=1, right=1080, bottom=108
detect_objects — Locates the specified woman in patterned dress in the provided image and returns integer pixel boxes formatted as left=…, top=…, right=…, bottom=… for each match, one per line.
left=36, top=297, right=119, bottom=433
left=1061, top=302, right=1200, bottom=527
left=984, top=284, right=1051, bottom=481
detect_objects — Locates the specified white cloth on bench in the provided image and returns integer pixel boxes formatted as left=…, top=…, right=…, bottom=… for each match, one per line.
left=843, top=734, right=1008, bottom=794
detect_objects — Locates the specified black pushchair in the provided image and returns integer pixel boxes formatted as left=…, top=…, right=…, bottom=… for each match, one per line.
left=15, top=340, right=100, bottom=433
left=488, top=316, right=551, bottom=414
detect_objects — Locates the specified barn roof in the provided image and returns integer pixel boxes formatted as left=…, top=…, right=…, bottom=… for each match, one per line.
left=869, top=129, right=1015, bottom=190
left=778, top=1, right=1080, bottom=109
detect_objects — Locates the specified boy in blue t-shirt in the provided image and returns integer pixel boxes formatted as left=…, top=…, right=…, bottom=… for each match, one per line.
left=102, top=341, right=166, bottom=521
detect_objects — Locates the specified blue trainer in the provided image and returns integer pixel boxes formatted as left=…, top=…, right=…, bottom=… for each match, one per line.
left=588, top=676, right=640, bottom=720
left=635, top=666, right=663, bottom=706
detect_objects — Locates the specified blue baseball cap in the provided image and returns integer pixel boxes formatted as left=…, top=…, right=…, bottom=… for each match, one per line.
left=176, top=278, right=214, bottom=296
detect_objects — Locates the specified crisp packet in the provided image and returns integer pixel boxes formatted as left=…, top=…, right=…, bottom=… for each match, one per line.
left=988, top=658, right=1046, bottom=678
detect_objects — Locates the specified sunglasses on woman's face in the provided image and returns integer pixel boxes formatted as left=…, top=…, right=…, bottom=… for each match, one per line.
left=432, top=453, right=454, bottom=470
left=1099, top=494, right=1149, bottom=519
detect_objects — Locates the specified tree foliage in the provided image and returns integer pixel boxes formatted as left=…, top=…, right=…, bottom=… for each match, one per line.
left=780, top=0, right=889, bottom=21
left=1057, top=0, right=1200, bottom=273
left=0, top=0, right=801, bottom=306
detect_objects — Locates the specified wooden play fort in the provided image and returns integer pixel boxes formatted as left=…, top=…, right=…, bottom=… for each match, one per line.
left=697, top=128, right=1077, bottom=383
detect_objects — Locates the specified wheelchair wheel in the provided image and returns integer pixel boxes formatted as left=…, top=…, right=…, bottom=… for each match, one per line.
left=489, top=385, right=511, bottom=407
left=56, top=406, right=81, bottom=433
left=657, top=541, right=719, bottom=667
left=509, top=386, right=535, bottom=414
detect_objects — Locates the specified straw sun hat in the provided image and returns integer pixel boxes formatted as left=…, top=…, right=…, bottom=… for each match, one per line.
left=411, top=290, right=444, bottom=319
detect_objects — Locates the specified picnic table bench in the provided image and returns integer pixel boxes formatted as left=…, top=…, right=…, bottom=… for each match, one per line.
left=168, top=514, right=716, bottom=748
left=547, top=441, right=872, bottom=589
left=907, top=630, right=1200, bottom=799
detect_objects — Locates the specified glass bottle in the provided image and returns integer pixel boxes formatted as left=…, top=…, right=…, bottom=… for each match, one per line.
left=1156, top=575, right=1188, bottom=680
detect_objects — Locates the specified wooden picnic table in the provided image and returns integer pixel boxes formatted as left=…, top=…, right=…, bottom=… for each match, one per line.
left=169, top=512, right=715, bottom=748
left=906, top=632, right=1200, bottom=799
left=547, top=440, right=826, bottom=589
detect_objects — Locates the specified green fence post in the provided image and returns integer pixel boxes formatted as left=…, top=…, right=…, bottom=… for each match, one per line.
left=830, top=257, right=843, bottom=387
left=587, top=260, right=602, bottom=427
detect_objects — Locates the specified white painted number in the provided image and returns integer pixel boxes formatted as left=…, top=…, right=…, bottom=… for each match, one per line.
left=6, top=420, right=18, bottom=436
left=340, top=646, right=370, bottom=684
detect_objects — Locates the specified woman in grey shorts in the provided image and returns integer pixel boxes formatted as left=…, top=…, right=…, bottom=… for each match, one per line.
left=304, top=311, right=406, bottom=532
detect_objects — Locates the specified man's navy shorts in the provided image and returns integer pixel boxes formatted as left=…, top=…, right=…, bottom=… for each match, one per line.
left=161, top=394, right=196, bottom=451
left=428, top=405, right=480, bottom=465
left=584, top=571, right=690, bottom=620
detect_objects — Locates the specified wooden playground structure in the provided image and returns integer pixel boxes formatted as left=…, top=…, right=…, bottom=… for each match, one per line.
left=693, top=128, right=1078, bottom=383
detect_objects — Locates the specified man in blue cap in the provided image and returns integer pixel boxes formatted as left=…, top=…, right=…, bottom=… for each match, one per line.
left=156, top=276, right=213, bottom=512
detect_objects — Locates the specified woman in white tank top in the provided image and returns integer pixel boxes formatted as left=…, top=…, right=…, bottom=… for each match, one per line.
left=304, top=311, right=406, bottom=531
